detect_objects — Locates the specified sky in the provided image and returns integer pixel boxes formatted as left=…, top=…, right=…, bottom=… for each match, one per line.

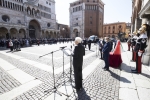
left=55, top=0, right=132, bottom=25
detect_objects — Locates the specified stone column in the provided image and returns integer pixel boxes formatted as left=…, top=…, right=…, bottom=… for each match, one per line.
left=141, top=18, right=150, bottom=65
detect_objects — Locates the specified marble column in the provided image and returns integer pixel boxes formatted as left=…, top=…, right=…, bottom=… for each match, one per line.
left=141, top=18, right=150, bottom=65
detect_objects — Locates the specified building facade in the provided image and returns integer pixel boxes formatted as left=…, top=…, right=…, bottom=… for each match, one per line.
left=69, top=0, right=104, bottom=39
left=132, top=0, right=150, bottom=66
left=103, top=22, right=127, bottom=38
left=57, top=23, right=70, bottom=38
left=0, top=0, right=59, bottom=40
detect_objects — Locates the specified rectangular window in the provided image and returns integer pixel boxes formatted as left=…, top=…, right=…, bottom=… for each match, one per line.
left=90, top=21, right=92, bottom=24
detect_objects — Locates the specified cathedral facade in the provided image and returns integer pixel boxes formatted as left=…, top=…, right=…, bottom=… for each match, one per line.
left=0, top=0, right=59, bottom=39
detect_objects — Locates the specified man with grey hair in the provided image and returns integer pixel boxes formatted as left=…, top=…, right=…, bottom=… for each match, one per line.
left=73, top=37, right=85, bottom=92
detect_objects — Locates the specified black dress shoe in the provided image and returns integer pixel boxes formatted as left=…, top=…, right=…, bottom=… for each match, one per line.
left=102, top=67, right=106, bottom=69
left=131, top=70, right=138, bottom=73
left=131, top=71, right=138, bottom=73
left=131, top=69, right=136, bottom=71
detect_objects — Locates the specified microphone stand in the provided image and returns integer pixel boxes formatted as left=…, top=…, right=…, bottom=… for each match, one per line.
left=39, top=49, right=65, bottom=98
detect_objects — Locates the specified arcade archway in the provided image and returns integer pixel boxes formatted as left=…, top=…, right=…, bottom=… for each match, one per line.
left=19, top=29, right=26, bottom=38
left=73, top=29, right=79, bottom=37
left=0, top=27, right=8, bottom=39
left=10, top=28, right=18, bottom=39
left=29, top=20, right=41, bottom=39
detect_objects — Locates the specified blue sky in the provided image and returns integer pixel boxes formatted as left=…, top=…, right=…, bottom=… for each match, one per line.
left=55, top=0, right=132, bottom=25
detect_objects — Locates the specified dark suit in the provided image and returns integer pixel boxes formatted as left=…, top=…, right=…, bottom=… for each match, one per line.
left=102, top=42, right=111, bottom=70
left=98, top=40, right=103, bottom=59
left=73, top=43, right=85, bottom=90
left=88, top=40, right=92, bottom=50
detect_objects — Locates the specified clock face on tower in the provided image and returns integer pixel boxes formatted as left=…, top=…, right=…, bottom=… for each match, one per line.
left=27, top=0, right=39, bottom=4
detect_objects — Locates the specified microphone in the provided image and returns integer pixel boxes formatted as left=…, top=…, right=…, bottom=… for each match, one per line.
left=60, top=46, right=67, bottom=49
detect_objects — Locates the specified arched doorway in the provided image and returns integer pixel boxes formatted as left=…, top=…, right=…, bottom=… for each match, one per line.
left=45, top=31, right=49, bottom=38
left=73, top=29, right=78, bottom=38
left=29, top=20, right=41, bottom=39
left=19, top=29, right=26, bottom=38
left=0, top=27, right=8, bottom=39
left=10, top=28, right=18, bottom=39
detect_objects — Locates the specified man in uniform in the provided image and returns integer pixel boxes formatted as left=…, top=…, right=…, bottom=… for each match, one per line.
left=132, top=25, right=148, bottom=73
left=131, top=31, right=138, bottom=61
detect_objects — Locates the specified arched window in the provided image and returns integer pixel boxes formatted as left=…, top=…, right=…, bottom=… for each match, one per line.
left=10, top=2, right=12, bottom=9
left=8, top=2, right=10, bottom=8
left=2, top=0, right=4, bottom=7
left=15, top=4, right=17, bottom=10
left=22, top=6, right=23, bottom=11
left=5, top=1, right=7, bottom=7
left=13, top=3, right=15, bottom=10
left=113, top=26, right=115, bottom=29
left=0, top=0, right=2, bottom=6
left=119, top=25, right=122, bottom=28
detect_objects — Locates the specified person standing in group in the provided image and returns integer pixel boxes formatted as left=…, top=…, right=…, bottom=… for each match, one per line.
left=88, top=39, right=92, bottom=50
left=131, top=31, right=140, bottom=61
left=9, top=39, right=13, bottom=52
left=98, top=38, right=103, bottom=59
left=102, top=37, right=111, bottom=71
left=83, top=38, right=87, bottom=48
left=127, top=35, right=131, bottom=51
left=73, top=37, right=85, bottom=92
left=132, top=25, right=149, bottom=73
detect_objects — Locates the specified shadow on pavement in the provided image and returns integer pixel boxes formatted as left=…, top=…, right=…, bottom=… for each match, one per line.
left=141, top=73, right=150, bottom=79
left=120, top=63, right=135, bottom=73
left=109, top=69, right=131, bottom=83
left=77, top=88, right=91, bottom=100
left=89, top=50, right=95, bottom=52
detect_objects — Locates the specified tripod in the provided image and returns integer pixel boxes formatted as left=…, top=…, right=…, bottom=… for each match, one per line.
left=55, top=46, right=77, bottom=99
left=39, top=49, right=64, bottom=97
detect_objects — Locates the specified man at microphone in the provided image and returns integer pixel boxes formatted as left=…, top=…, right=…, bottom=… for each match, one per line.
left=72, top=37, right=85, bottom=92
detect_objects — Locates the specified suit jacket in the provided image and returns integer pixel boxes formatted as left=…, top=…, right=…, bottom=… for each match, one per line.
left=102, top=42, right=110, bottom=56
left=73, top=43, right=85, bottom=71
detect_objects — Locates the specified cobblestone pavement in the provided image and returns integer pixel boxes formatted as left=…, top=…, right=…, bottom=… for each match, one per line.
left=0, top=43, right=120, bottom=100
left=79, top=63, right=120, bottom=100
left=0, top=67, right=21, bottom=95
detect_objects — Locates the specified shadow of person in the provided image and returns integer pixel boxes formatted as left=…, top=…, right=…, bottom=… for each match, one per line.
left=77, top=88, right=91, bottom=100
left=120, top=63, right=135, bottom=73
left=108, top=69, right=131, bottom=83
left=6, top=51, right=11, bottom=53
left=89, top=50, right=95, bottom=52
left=141, top=73, right=150, bottom=79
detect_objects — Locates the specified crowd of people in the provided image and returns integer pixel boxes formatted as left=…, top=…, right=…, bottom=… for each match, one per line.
left=0, top=38, right=74, bottom=52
